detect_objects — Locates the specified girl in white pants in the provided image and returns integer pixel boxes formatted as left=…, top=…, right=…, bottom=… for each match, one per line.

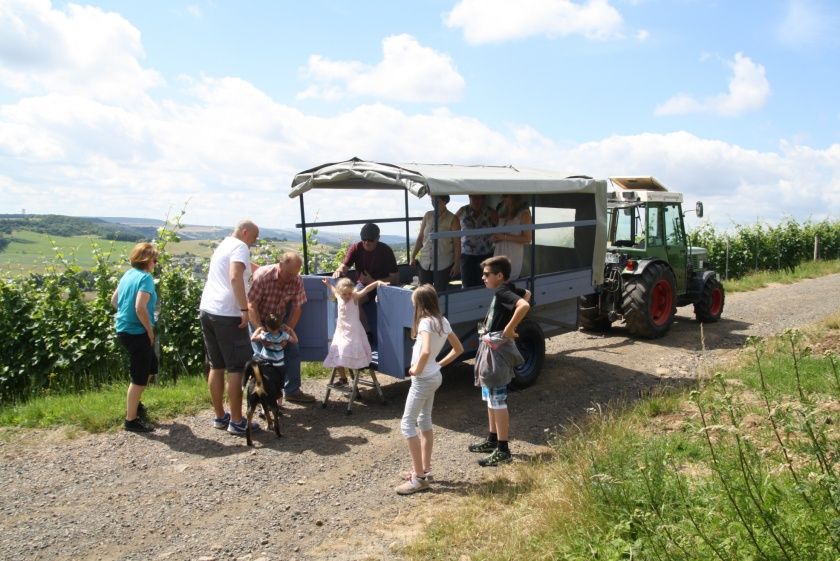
left=396, top=284, right=463, bottom=495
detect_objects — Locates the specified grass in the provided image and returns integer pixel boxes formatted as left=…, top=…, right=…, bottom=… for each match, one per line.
left=0, top=362, right=332, bottom=433
left=723, top=258, right=840, bottom=293
left=404, top=317, right=840, bottom=561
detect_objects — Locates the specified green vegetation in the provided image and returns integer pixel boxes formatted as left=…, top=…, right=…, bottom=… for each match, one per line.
left=692, top=218, right=840, bottom=280
left=405, top=324, right=840, bottom=561
left=724, top=257, right=840, bottom=293
left=0, top=376, right=210, bottom=433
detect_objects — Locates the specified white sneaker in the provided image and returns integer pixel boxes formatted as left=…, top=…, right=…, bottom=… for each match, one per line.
left=395, top=475, right=430, bottom=495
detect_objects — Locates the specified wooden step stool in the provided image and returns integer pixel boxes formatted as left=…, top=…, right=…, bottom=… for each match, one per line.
left=322, top=367, right=387, bottom=414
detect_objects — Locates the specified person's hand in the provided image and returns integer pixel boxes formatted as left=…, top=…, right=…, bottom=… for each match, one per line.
left=408, top=365, right=417, bottom=376
left=450, top=264, right=460, bottom=277
left=410, top=258, right=419, bottom=267
left=331, top=268, right=342, bottom=279
left=239, top=310, right=249, bottom=328
left=359, top=271, right=374, bottom=285
left=322, top=277, right=330, bottom=286
left=502, top=326, right=518, bottom=340
left=147, top=331, right=154, bottom=346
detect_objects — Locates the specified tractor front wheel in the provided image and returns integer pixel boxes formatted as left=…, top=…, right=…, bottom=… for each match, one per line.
left=622, top=262, right=676, bottom=338
left=694, top=277, right=725, bottom=323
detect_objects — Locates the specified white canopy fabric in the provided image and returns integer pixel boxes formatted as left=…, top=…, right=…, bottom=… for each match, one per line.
left=289, top=158, right=608, bottom=284
left=289, top=157, right=605, bottom=198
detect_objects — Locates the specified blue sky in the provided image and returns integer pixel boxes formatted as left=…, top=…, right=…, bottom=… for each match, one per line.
left=1, top=0, right=839, bottom=235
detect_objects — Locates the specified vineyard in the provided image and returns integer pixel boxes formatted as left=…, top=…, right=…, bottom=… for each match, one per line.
left=0, top=216, right=838, bottom=405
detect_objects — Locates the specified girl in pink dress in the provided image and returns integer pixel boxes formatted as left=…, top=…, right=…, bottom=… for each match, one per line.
left=322, top=277, right=387, bottom=384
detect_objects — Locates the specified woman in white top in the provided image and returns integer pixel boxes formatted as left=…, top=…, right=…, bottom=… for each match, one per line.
left=395, top=285, right=463, bottom=495
left=492, top=194, right=532, bottom=280
left=411, top=195, right=460, bottom=292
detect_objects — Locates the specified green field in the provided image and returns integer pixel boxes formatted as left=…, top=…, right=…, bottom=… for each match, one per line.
left=0, top=231, right=136, bottom=274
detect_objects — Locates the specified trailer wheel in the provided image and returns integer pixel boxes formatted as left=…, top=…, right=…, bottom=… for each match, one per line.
left=579, top=294, right=611, bottom=332
left=510, top=320, right=545, bottom=389
left=694, top=277, right=725, bottom=323
left=622, top=262, right=676, bottom=338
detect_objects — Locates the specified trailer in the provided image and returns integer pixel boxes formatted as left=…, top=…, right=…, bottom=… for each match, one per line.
left=289, top=158, right=607, bottom=388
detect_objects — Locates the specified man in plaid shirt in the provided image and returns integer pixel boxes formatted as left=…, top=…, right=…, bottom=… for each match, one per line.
left=247, top=251, right=316, bottom=403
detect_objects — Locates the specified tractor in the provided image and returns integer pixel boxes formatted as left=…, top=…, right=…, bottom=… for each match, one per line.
left=579, top=176, right=724, bottom=338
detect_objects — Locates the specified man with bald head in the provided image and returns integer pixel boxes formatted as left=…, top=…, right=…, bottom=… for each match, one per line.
left=200, top=219, right=260, bottom=436
left=248, top=251, right=315, bottom=403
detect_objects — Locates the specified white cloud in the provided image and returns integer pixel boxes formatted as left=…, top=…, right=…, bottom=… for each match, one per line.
left=777, top=0, right=837, bottom=47
left=0, top=0, right=162, bottom=104
left=655, top=53, right=770, bottom=117
left=297, top=34, right=465, bottom=103
left=444, top=0, right=625, bottom=44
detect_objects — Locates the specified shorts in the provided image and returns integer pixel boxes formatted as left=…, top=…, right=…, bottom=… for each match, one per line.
left=117, top=332, right=158, bottom=386
left=200, top=311, right=252, bottom=374
left=481, top=385, right=508, bottom=410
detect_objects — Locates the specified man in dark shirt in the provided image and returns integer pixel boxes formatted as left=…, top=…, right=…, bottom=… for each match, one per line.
left=332, top=223, right=398, bottom=344
left=332, top=222, right=399, bottom=286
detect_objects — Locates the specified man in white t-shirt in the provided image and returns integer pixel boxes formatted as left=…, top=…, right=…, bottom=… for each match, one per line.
left=199, top=219, right=260, bottom=436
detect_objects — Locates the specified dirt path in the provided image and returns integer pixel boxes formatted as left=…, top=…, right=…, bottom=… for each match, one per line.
left=2, top=274, right=839, bottom=561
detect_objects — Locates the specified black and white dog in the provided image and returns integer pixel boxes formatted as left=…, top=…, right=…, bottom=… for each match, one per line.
left=242, top=359, right=285, bottom=447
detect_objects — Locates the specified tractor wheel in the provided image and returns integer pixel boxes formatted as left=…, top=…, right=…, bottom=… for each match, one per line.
left=510, top=320, right=545, bottom=389
left=622, top=262, right=676, bottom=338
left=579, top=294, right=612, bottom=332
left=694, top=277, right=725, bottom=323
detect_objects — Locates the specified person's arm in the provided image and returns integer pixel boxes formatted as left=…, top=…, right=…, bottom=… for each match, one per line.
left=502, top=297, right=531, bottom=340
left=285, top=305, right=302, bottom=330
left=135, top=291, right=154, bottom=345
left=111, top=289, right=118, bottom=309
left=322, top=277, right=338, bottom=300
left=355, top=279, right=387, bottom=299
left=411, top=215, right=427, bottom=266
left=247, top=276, right=262, bottom=328
left=284, top=327, right=299, bottom=345
left=333, top=244, right=356, bottom=278
left=230, top=261, right=249, bottom=328
left=450, top=215, right=461, bottom=276
left=250, top=327, right=265, bottom=342
left=437, top=331, right=464, bottom=368
left=408, top=330, right=432, bottom=376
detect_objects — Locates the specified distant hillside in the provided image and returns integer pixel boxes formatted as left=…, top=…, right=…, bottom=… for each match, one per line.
left=0, top=214, right=409, bottom=249
left=0, top=214, right=145, bottom=242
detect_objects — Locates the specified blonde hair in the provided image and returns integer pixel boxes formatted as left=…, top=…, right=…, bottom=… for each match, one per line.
left=129, top=242, right=158, bottom=270
left=328, top=277, right=355, bottom=300
left=411, top=284, right=444, bottom=339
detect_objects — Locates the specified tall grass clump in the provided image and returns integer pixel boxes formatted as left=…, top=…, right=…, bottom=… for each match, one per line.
left=406, top=328, right=839, bottom=561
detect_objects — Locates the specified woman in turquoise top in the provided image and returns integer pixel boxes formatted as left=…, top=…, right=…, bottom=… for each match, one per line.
left=111, top=242, right=159, bottom=433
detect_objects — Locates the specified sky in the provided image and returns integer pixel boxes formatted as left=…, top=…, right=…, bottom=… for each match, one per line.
left=1, top=0, right=839, bottom=237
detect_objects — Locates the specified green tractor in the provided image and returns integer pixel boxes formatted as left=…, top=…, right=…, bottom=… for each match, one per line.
left=579, top=177, right=724, bottom=338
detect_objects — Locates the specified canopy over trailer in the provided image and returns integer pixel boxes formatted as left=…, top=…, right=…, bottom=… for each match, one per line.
left=289, top=158, right=608, bottom=387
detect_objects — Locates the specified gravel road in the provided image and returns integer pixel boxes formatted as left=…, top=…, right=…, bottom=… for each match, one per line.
left=2, top=273, right=839, bottom=561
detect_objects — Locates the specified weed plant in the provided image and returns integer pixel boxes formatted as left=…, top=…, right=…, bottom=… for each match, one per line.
left=406, top=328, right=840, bottom=561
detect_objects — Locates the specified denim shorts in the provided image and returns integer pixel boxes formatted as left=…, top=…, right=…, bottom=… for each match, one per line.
left=481, top=385, right=508, bottom=410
